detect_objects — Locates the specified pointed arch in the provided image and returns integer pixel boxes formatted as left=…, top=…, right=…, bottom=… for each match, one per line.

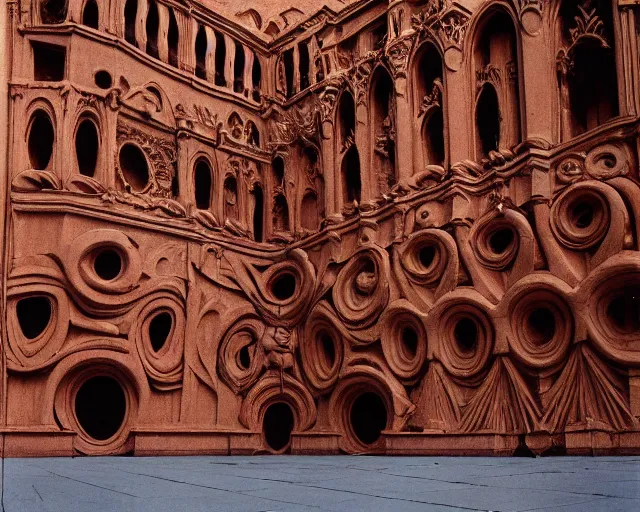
left=476, top=83, right=501, bottom=156
left=370, top=66, right=396, bottom=190
left=195, top=25, right=208, bottom=80
left=252, top=53, right=262, bottom=101
left=81, top=0, right=99, bottom=29
left=75, top=117, right=100, bottom=177
left=194, top=159, right=213, bottom=210
left=223, top=175, right=239, bottom=221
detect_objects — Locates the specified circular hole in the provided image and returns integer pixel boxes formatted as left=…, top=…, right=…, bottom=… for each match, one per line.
left=527, top=308, right=556, bottom=345
left=319, top=332, right=336, bottom=370
left=94, top=70, right=113, bottom=89
left=271, top=273, right=296, bottom=301
left=401, top=325, right=418, bottom=358
left=148, top=312, right=172, bottom=352
left=118, top=144, right=149, bottom=192
left=263, top=402, right=294, bottom=452
left=418, top=245, right=436, bottom=268
left=75, top=376, right=126, bottom=441
left=93, top=249, right=122, bottom=281
left=239, top=344, right=251, bottom=369
left=607, top=289, right=640, bottom=334
left=488, top=228, right=515, bottom=254
left=16, top=296, right=52, bottom=339
left=28, top=111, right=54, bottom=170
left=599, top=154, right=616, bottom=169
left=454, top=317, right=478, bottom=352
left=571, top=202, right=594, bottom=229
left=350, top=392, right=387, bottom=446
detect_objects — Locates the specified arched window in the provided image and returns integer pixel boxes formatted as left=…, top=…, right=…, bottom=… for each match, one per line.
left=215, top=32, right=226, bottom=86
left=338, top=91, right=356, bottom=149
left=168, top=9, right=179, bottom=68
left=82, top=0, right=99, bottom=29
left=41, top=0, right=67, bottom=24
left=370, top=67, right=396, bottom=190
left=473, top=9, right=521, bottom=158
left=273, top=194, right=290, bottom=232
left=557, top=1, right=619, bottom=139
left=28, top=110, right=54, bottom=170
left=75, top=118, right=99, bottom=177
left=195, top=26, right=207, bottom=80
left=234, top=41, right=245, bottom=94
left=299, top=42, right=310, bottom=90
left=223, top=176, right=239, bottom=221
left=252, top=185, right=264, bottom=242
left=283, top=49, right=295, bottom=98
left=301, top=191, right=319, bottom=231
left=194, top=160, right=212, bottom=209
left=252, top=54, right=262, bottom=101
left=146, top=0, right=159, bottom=59
left=415, top=43, right=445, bottom=167
left=272, top=157, right=285, bottom=186
left=342, top=145, right=361, bottom=205
left=124, top=0, right=137, bottom=46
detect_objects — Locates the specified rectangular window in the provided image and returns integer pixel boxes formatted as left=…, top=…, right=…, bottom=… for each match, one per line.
left=33, top=43, right=66, bottom=81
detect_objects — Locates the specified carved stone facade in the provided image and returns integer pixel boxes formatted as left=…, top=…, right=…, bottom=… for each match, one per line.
left=1, top=0, right=640, bottom=456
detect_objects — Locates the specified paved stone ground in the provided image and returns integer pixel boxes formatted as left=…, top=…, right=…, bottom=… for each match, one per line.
left=1, top=456, right=639, bottom=512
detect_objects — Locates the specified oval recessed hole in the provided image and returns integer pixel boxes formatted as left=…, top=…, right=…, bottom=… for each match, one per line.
left=271, top=273, right=296, bottom=301
left=75, top=376, right=126, bottom=441
left=527, top=308, right=556, bottom=345
left=28, top=112, right=54, bottom=170
left=572, top=202, right=595, bottom=229
left=119, top=143, right=149, bottom=192
left=75, top=119, right=99, bottom=177
left=16, top=296, right=52, bottom=339
left=607, top=289, right=640, bottom=334
left=320, top=332, right=336, bottom=370
left=263, top=402, right=294, bottom=452
left=401, top=326, right=419, bottom=358
left=489, top=228, right=514, bottom=254
left=418, top=245, right=436, bottom=268
left=94, top=70, right=113, bottom=89
left=454, top=317, right=478, bottom=352
left=239, top=344, right=251, bottom=370
left=350, top=392, right=387, bottom=446
left=149, top=312, right=172, bottom=352
left=94, top=249, right=122, bottom=281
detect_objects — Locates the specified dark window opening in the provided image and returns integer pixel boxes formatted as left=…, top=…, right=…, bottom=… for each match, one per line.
left=149, top=312, right=172, bottom=352
left=33, top=43, right=66, bottom=82
left=223, top=176, right=238, bottom=221
left=607, top=287, right=640, bottom=334
left=195, top=25, right=207, bottom=79
left=350, top=392, right=387, bottom=446
left=342, top=145, right=361, bottom=204
left=194, top=160, right=212, bottom=209
left=300, top=192, right=319, bottom=231
left=28, top=111, right=54, bottom=170
left=273, top=194, right=290, bottom=232
left=527, top=308, right=556, bottom=345
left=424, top=109, right=445, bottom=166
left=94, top=70, right=112, bottom=89
left=94, top=249, right=122, bottom=281
left=168, top=9, right=179, bottom=68
left=252, top=55, right=262, bottom=101
left=372, top=19, right=388, bottom=49
left=17, top=296, right=52, bottom=340
left=145, top=0, right=159, bottom=59
left=82, top=0, right=99, bottom=29
left=119, top=143, right=149, bottom=191
left=234, top=41, right=245, bottom=93
left=252, top=185, right=264, bottom=242
left=272, top=157, right=285, bottom=185
left=338, top=92, right=356, bottom=146
left=41, top=0, right=67, bottom=24
left=299, top=42, right=310, bottom=90
left=239, top=344, right=251, bottom=369
left=419, top=245, right=436, bottom=268
left=454, top=317, right=478, bottom=352
left=124, top=0, right=137, bottom=46
left=401, top=326, right=419, bottom=358
left=75, top=376, right=126, bottom=441
left=271, top=272, right=296, bottom=301
left=215, top=32, right=227, bottom=86
left=283, top=49, right=295, bottom=98
left=263, top=402, right=294, bottom=452
left=476, top=84, right=500, bottom=157
left=75, top=119, right=99, bottom=177
left=319, top=332, right=336, bottom=371
left=489, top=227, right=515, bottom=254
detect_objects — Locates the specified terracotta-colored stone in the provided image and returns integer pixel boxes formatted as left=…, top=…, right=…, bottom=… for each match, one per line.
left=1, top=0, right=640, bottom=457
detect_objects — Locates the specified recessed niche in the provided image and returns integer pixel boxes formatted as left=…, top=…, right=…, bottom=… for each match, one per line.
left=401, top=326, right=419, bottom=359
left=271, top=272, right=296, bottom=301
left=75, top=376, right=126, bottom=441
left=319, top=331, right=336, bottom=371
left=350, top=392, right=387, bottom=446
left=16, top=296, right=52, bottom=339
left=418, top=245, right=436, bottom=269
left=607, top=288, right=640, bottom=334
left=263, top=402, right=294, bottom=452
left=33, top=43, right=66, bottom=81
left=239, top=344, right=251, bottom=369
left=93, top=248, right=123, bottom=281
left=194, top=160, right=212, bottom=210
left=571, top=201, right=595, bottom=229
left=527, top=308, right=556, bottom=345
left=149, top=312, right=172, bottom=352
left=454, top=317, right=478, bottom=352
left=28, top=111, right=54, bottom=170
left=82, top=0, right=99, bottom=29
left=489, top=228, right=515, bottom=255
left=94, top=70, right=112, bottom=89
left=40, top=0, right=67, bottom=24
left=75, top=119, right=99, bottom=177
left=119, top=144, right=149, bottom=191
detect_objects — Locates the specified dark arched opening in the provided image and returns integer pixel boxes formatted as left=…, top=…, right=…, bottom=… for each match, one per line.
left=341, top=145, right=361, bottom=205
left=195, top=25, right=208, bottom=79
left=223, top=176, right=239, bottom=221
left=194, top=160, right=212, bottom=209
left=263, top=402, right=294, bottom=452
left=94, top=249, right=122, bottom=281
left=338, top=91, right=356, bottom=147
left=149, top=312, right=172, bottom=352
left=272, top=156, right=285, bottom=185
left=28, top=111, right=54, bottom=170
left=82, top=0, right=99, bottom=29
left=283, top=49, right=295, bottom=98
left=299, top=41, right=310, bottom=90
left=476, top=84, right=500, bottom=157
left=124, top=0, right=137, bottom=46
left=215, top=32, right=226, bottom=86
left=273, top=194, right=290, bottom=232
left=145, top=0, right=159, bottom=58
left=75, top=119, right=99, bottom=177
left=17, top=296, right=52, bottom=340
left=252, top=185, right=264, bottom=242
left=119, top=143, right=149, bottom=191
left=75, top=376, right=126, bottom=441
left=371, top=67, right=396, bottom=189
left=350, top=392, right=387, bottom=446
left=168, top=9, right=179, bottom=68
left=423, top=109, right=445, bottom=166
left=234, top=41, right=245, bottom=94
left=41, top=0, right=67, bottom=24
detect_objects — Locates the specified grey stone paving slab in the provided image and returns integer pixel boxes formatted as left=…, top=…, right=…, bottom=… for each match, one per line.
left=1, top=456, right=639, bottom=512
